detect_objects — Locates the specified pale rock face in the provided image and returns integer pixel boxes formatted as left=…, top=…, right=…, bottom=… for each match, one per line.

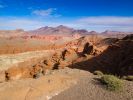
left=5, top=66, right=33, bottom=80
left=0, top=71, right=5, bottom=82
left=11, top=74, right=22, bottom=80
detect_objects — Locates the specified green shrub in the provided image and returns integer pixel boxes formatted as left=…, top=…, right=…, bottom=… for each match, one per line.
left=94, top=70, right=104, bottom=76
left=101, top=75, right=123, bottom=91
left=123, top=76, right=133, bottom=81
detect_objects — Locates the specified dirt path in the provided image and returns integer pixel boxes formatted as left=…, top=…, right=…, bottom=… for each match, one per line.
left=52, top=72, right=133, bottom=100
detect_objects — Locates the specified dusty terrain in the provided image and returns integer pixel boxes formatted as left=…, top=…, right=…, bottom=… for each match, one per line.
left=0, top=27, right=132, bottom=100
left=52, top=71, right=133, bottom=100
left=0, top=68, right=80, bottom=100
left=0, top=68, right=133, bottom=100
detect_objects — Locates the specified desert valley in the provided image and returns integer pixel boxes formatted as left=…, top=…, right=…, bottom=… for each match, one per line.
left=0, top=0, right=133, bottom=100
left=0, top=25, right=132, bottom=100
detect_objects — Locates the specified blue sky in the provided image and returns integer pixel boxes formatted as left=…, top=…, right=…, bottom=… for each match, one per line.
left=0, top=0, right=133, bottom=32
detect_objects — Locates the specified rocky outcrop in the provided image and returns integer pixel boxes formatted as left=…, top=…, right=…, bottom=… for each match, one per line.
left=70, top=35, right=133, bottom=76
left=122, top=34, right=133, bottom=40
left=82, top=42, right=102, bottom=56
left=99, top=40, right=133, bottom=76
left=5, top=66, right=33, bottom=80
left=1, top=48, right=78, bottom=81
left=82, top=42, right=93, bottom=55
left=65, top=35, right=106, bottom=54
left=4, top=58, right=45, bottom=80
left=1, top=34, right=133, bottom=82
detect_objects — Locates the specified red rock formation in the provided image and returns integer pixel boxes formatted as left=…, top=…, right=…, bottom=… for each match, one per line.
left=70, top=35, right=133, bottom=76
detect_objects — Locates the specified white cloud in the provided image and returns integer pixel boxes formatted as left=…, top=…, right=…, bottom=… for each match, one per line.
left=0, top=17, right=45, bottom=30
left=77, top=16, right=133, bottom=26
left=32, top=8, right=60, bottom=17
left=76, top=16, right=133, bottom=32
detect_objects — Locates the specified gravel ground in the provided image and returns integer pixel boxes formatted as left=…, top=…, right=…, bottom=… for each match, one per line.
left=52, top=72, right=133, bottom=100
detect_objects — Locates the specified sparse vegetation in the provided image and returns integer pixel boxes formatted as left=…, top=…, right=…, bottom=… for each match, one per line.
left=101, top=75, right=123, bottom=91
left=93, top=70, right=104, bottom=76
left=122, top=76, right=133, bottom=81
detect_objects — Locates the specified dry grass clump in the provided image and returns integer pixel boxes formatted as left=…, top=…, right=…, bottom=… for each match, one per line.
left=93, top=70, right=104, bottom=76
left=101, top=75, right=123, bottom=91
left=122, top=76, right=133, bottom=81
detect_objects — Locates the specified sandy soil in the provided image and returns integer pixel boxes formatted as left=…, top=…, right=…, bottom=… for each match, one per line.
left=0, top=68, right=88, bottom=100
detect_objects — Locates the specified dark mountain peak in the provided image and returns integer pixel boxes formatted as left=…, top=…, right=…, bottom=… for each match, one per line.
left=56, top=25, right=74, bottom=30
left=56, top=25, right=67, bottom=28
left=76, top=29, right=88, bottom=33
left=38, top=26, right=53, bottom=30
left=102, top=30, right=112, bottom=34
left=89, top=31, right=98, bottom=34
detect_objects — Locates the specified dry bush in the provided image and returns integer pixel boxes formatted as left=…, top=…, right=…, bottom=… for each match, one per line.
left=122, top=76, right=133, bottom=81
left=101, top=75, right=123, bottom=91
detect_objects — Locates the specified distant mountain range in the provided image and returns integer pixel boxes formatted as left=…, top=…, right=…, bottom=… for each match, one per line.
left=101, top=30, right=132, bottom=35
left=0, top=25, right=132, bottom=38
left=29, top=25, right=93, bottom=36
left=29, top=25, right=133, bottom=36
left=100, top=30, right=133, bottom=38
